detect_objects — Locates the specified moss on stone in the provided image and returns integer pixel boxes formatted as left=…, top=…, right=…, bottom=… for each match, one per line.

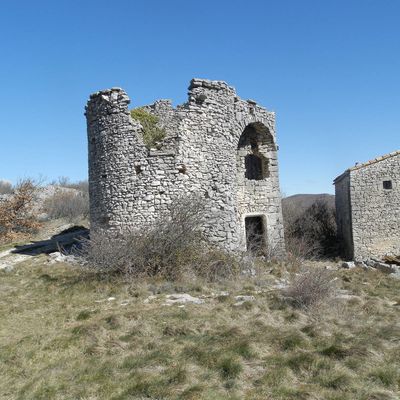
left=130, top=107, right=166, bottom=149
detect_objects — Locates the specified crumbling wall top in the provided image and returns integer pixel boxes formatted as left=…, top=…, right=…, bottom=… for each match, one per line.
left=85, top=87, right=131, bottom=121
left=188, top=78, right=236, bottom=93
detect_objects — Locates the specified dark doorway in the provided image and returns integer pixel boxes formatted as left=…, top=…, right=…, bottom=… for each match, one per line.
left=245, top=216, right=265, bottom=253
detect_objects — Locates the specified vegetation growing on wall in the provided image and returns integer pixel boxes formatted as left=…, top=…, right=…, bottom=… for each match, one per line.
left=130, top=108, right=166, bottom=149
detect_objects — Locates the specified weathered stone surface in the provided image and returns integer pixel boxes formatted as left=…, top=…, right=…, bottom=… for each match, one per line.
left=86, top=79, right=285, bottom=254
left=164, top=294, right=205, bottom=305
left=48, top=251, right=80, bottom=265
left=143, top=295, right=157, bottom=304
left=341, top=261, right=356, bottom=269
left=365, top=259, right=400, bottom=274
left=234, top=295, right=255, bottom=302
left=0, top=264, right=14, bottom=272
left=233, top=295, right=256, bottom=306
left=335, top=151, right=400, bottom=261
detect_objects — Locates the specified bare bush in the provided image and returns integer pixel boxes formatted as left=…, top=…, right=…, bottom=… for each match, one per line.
left=193, top=247, right=241, bottom=281
left=284, top=267, right=336, bottom=309
left=64, top=180, right=88, bottom=193
left=284, top=236, right=321, bottom=268
left=0, top=179, right=40, bottom=241
left=51, top=176, right=70, bottom=187
left=0, top=180, right=13, bottom=195
left=43, top=191, right=89, bottom=221
left=77, top=196, right=241, bottom=281
left=52, top=177, right=89, bottom=193
left=283, top=199, right=338, bottom=259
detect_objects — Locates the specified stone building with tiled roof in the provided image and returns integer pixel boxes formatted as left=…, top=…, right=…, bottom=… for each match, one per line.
left=334, top=150, right=400, bottom=260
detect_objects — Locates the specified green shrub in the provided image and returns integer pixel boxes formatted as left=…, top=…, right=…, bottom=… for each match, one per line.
left=130, top=107, right=166, bottom=149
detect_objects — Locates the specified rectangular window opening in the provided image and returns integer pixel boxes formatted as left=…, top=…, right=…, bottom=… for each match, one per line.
left=383, top=180, right=392, bottom=190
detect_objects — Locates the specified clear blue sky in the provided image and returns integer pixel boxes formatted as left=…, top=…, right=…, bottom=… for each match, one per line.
left=1, top=0, right=399, bottom=195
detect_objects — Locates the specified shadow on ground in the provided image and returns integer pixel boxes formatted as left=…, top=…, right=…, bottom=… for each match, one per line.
left=12, top=226, right=89, bottom=256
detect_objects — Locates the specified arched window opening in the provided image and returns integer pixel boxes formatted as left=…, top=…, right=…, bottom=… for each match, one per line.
left=238, top=122, right=274, bottom=149
left=238, top=123, right=273, bottom=181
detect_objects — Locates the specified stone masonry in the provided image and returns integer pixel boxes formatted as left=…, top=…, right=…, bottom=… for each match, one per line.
left=335, top=151, right=400, bottom=261
left=85, top=79, right=285, bottom=255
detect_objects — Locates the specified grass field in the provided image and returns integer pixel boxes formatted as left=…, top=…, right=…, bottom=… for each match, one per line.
left=1, top=256, right=400, bottom=399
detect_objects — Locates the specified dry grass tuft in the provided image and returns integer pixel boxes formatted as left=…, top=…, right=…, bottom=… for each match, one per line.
left=284, top=267, right=337, bottom=309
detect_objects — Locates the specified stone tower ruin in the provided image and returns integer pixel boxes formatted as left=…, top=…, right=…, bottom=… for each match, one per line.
left=85, top=79, right=285, bottom=254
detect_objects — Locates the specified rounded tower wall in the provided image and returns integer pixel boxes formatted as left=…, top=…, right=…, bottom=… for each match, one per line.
left=86, top=88, right=147, bottom=230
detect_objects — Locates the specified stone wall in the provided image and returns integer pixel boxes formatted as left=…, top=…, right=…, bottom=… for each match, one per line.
left=335, top=151, right=400, bottom=261
left=85, top=79, right=285, bottom=255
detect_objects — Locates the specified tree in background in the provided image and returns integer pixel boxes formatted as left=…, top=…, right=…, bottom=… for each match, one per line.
left=0, top=179, right=40, bottom=241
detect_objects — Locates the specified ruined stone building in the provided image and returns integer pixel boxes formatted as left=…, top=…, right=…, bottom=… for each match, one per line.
left=85, top=79, right=285, bottom=255
left=334, top=150, right=400, bottom=261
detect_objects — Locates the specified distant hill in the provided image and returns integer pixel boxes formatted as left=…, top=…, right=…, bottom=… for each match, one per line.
left=282, top=193, right=335, bottom=215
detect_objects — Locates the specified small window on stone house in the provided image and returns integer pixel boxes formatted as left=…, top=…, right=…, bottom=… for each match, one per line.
left=383, top=180, right=392, bottom=190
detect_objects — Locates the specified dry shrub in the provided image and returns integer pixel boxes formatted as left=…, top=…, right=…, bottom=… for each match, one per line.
left=283, top=199, right=338, bottom=260
left=0, top=179, right=40, bottom=241
left=43, top=191, right=89, bottom=221
left=284, top=267, right=336, bottom=309
left=284, top=237, right=321, bottom=268
left=52, top=177, right=89, bottom=192
left=77, top=196, right=241, bottom=281
left=194, top=247, right=242, bottom=281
